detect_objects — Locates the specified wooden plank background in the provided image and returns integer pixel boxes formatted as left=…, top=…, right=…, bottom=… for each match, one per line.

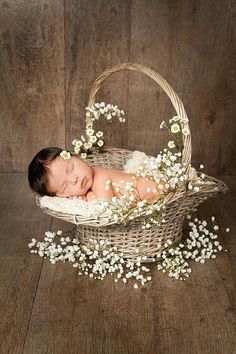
left=0, top=0, right=235, bottom=174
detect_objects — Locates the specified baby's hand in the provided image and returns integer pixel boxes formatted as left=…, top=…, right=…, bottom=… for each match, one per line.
left=86, top=190, right=97, bottom=201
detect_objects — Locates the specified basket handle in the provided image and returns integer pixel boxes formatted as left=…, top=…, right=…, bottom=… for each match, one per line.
left=86, top=62, right=192, bottom=175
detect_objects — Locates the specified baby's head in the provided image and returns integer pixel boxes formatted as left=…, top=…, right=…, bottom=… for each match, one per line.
left=28, top=147, right=94, bottom=198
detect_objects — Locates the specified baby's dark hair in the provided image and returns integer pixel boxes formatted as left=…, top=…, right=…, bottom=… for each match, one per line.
left=28, top=147, right=72, bottom=197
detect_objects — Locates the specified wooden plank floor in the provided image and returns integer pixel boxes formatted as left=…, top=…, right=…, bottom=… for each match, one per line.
left=0, top=172, right=235, bottom=354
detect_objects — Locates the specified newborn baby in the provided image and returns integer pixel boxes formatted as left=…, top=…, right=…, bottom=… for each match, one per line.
left=28, top=147, right=169, bottom=203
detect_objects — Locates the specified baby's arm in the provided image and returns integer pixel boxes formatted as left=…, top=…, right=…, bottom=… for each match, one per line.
left=136, top=177, right=169, bottom=201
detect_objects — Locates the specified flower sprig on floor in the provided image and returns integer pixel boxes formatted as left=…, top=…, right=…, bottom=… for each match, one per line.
left=28, top=211, right=231, bottom=288
left=160, top=115, right=190, bottom=152
left=154, top=210, right=230, bottom=280
left=71, top=102, right=126, bottom=158
left=28, top=230, right=152, bottom=288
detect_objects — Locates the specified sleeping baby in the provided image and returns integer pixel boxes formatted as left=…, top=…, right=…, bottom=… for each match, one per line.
left=28, top=147, right=169, bottom=203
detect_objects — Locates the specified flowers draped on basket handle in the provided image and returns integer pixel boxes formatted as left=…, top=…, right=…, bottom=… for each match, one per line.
left=71, top=102, right=126, bottom=158
left=160, top=115, right=190, bottom=152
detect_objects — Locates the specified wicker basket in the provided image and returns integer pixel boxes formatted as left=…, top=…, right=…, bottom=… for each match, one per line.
left=36, top=62, right=229, bottom=262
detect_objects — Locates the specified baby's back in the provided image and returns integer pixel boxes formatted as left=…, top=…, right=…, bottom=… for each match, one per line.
left=92, top=166, right=167, bottom=201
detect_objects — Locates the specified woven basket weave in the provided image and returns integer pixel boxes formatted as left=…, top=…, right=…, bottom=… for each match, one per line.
left=36, top=62, right=229, bottom=262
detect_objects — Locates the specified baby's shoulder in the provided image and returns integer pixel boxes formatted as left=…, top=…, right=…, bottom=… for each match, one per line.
left=92, top=166, right=114, bottom=199
left=93, top=166, right=111, bottom=180
left=92, top=166, right=133, bottom=185
left=92, top=166, right=112, bottom=189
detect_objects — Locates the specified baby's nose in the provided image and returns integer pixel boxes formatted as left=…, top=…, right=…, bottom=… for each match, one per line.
left=69, top=175, right=78, bottom=184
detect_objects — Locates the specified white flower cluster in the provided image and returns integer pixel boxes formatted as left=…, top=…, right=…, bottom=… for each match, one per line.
left=154, top=211, right=230, bottom=280
left=71, top=102, right=126, bottom=158
left=85, top=102, right=125, bottom=123
left=28, top=231, right=152, bottom=289
left=160, top=115, right=190, bottom=151
left=130, top=149, right=207, bottom=194
left=28, top=212, right=231, bottom=287
left=127, top=149, right=188, bottom=190
left=72, top=128, right=104, bottom=159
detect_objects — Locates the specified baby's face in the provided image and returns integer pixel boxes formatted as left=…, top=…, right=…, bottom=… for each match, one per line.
left=47, top=155, right=94, bottom=197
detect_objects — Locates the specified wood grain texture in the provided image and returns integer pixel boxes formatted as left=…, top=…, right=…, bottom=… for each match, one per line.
left=65, top=0, right=132, bottom=153
left=127, top=0, right=236, bottom=174
left=0, top=173, right=52, bottom=353
left=0, top=0, right=236, bottom=174
left=1, top=172, right=236, bottom=353
left=66, top=0, right=236, bottom=175
left=0, top=0, right=65, bottom=172
left=0, top=0, right=235, bottom=174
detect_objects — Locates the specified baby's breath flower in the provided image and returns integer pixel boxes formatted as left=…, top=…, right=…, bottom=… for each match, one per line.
left=171, top=115, right=181, bottom=122
left=83, top=142, right=91, bottom=150
left=182, top=127, right=190, bottom=136
left=171, top=123, right=180, bottom=133
left=168, top=141, right=175, bottom=149
left=74, top=146, right=80, bottom=154
left=86, top=128, right=94, bottom=136
left=81, top=153, right=87, bottom=159
left=160, top=121, right=165, bottom=129
left=97, top=140, right=104, bottom=147
left=86, top=141, right=93, bottom=149
left=89, top=135, right=97, bottom=143
left=96, top=131, right=104, bottom=138
left=75, top=140, right=83, bottom=147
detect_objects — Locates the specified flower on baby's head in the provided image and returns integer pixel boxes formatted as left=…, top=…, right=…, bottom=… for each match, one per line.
left=60, top=150, right=71, bottom=160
